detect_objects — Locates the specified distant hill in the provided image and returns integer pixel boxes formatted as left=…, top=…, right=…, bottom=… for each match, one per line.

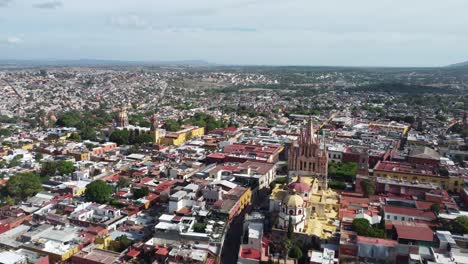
left=447, top=61, right=468, bottom=67
left=0, top=59, right=212, bottom=66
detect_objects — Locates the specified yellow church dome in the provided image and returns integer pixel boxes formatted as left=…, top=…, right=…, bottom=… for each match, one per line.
left=283, top=193, right=304, bottom=207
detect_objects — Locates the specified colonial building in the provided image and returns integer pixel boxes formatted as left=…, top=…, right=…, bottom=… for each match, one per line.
left=269, top=176, right=339, bottom=242
left=115, top=107, right=129, bottom=128
left=288, top=118, right=328, bottom=189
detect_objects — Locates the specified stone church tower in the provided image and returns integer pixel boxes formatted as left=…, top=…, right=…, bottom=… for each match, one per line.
left=288, top=118, right=329, bottom=189
left=116, top=107, right=129, bottom=127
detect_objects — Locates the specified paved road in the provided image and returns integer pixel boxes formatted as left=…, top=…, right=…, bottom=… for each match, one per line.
left=220, top=207, right=250, bottom=264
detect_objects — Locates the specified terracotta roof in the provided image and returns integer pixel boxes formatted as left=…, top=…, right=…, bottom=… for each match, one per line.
left=383, top=205, right=435, bottom=219
left=394, top=224, right=434, bottom=242
left=155, top=247, right=169, bottom=256
left=240, top=248, right=261, bottom=260
left=357, top=236, right=398, bottom=247
left=127, top=249, right=140, bottom=258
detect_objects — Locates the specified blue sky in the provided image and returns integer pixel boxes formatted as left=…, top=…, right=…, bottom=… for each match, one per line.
left=0, top=0, right=467, bottom=66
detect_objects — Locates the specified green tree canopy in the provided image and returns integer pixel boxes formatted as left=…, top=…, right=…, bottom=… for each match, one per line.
left=328, top=162, right=357, bottom=182
left=80, top=126, right=97, bottom=141
left=352, top=218, right=385, bottom=238
left=40, top=161, right=57, bottom=177
left=451, top=217, right=468, bottom=234
left=288, top=245, right=303, bottom=259
left=132, top=187, right=150, bottom=199
left=360, top=179, right=376, bottom=198
left=40, top=160, right=74, bottom=177
left=6, top=172, right=43, bottom=201
left=431, top=204, right=441, bottom=215
left=0, top=129, right=12, bottom=137
left=117, top=177, right=132, bottom=189
left=84, top=180, right=113, bottom=204
left=109, top=130, right=130, bottom=145
left=193, top=223, right=207, bottom=233
left=133, top=133, right=154, bottom=145
left=34, top=152, right=43, bottom=162
left=56, top=160, right=75, bottom=175
left=68, top=132, right=81, bottom=141
left=162, top=119, right=182, bottom=132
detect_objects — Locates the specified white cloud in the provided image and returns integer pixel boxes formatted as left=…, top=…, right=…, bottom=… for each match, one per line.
left=5, top=36, right=22, bottom=44
left=111, top=15, right=149, bottom=30
left=0, top=0, right=13, bottom=7
left=33, top=1, right=63, bottom=9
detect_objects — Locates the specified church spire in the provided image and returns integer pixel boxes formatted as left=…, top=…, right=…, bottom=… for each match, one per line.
left=304, top=116, right=316, bottom=144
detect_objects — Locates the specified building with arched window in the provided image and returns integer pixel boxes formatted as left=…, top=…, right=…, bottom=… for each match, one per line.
left=270, top=176, right=339, bottom=241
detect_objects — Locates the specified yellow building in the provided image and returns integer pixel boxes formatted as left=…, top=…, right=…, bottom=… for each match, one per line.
left=224, top=186, right=252, bottom=216
left=238, top=187, right=252, bottom=213
left=22, top=242, right=80, bottom=263
left=374, top=161, right=463, bottom=192
left=70, top=151, right=90, bottom=161
left=159, top=126, right=205, bottom=146
left=95, top=234, right=111, bottom=249
left=369, top=121, right=409, bottom=135
left=269, top=176, right=339, bottom=240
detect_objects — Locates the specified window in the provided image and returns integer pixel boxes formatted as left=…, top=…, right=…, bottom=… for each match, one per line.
left=387, top=215, right=390, bottom=219
left=394, top=216, right=397, bottom=220
left=298, top=210, right=302, bottom=214
left=289, top=210, right=294, bottom=215
left=401, top=217, right=405, bottom=221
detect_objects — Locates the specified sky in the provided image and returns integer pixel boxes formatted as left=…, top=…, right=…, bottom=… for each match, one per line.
left=0, top=0, right=468, bottom=67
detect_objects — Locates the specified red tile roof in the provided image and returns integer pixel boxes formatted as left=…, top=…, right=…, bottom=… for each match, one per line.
left=240, top=248, right=261, bottom=260
left=374, top=161, right=437, bottom=177
left=383, top=205, right=435, bottom=219
left=155, top=247, right=169, bottom=256
left=357, top=236, right=398, bottom=247
left=394, top=224, right=434, bottom=242
left=127, top=249, right=140, bottom=258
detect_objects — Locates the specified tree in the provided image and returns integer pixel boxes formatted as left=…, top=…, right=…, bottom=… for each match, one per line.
left=431, top=204, right=441, bottom=215
left=109, top=235, right=133, bottom=252
left=117, top=177, right=132, bottom=189
left=193, top=223, right=207, bottom=233
left=454, top=155, right=464, bottom=165
left=80, top=126, right=97, bottom=141
left=6, top=172, right=43, bottom=201
left=287, top=216, right=294, bottom=240
left=56, top=160, right=74, bottom=175
left=452, top=217, right=468, bottom=234
left=68, top=132, right=81, bottom=141
left=40, top=161, right=57, bottom=177
left=132, top=187, right=149, bottom=199
left=7, top=156, right=22, bottom=168
left=84, top=180, right=113, bottom=204
left=109, top=130, right=130, bottom=145
left=329, top=180, right=346, bottom=190
left=438, top=167, right=449, bottom=177
left=3, top=196, right=15, bottom=206
left=0, top=129, right=12, bottom=137
left=352, top=218, right=371, bottom=235
left=360, top=179, right=375, bottom=198
left=282, top=239, right=292, bottom=264
left=34, top=152, right=43, bottom=162
left=352, top=218, right=385, bottom=238
left=436, top=115, right=447, bottom=122
left=133, top=133, right=154, bottom=145
left=162, top=119, right=182, bottom=132
left=288, top=245, right=303, bottom=259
